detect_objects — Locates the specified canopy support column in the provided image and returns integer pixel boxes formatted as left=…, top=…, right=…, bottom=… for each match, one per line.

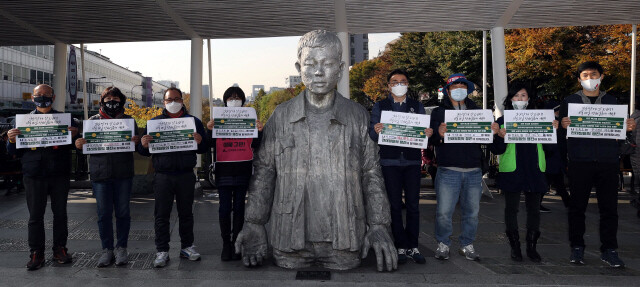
left=491, top=27, right=508, bottom=117
left=52, top=42, right=67, bottom=111
left=335, top=0, right=349, bottom=98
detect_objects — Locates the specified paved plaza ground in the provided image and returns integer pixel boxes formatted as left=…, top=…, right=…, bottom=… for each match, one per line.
left=0, top=183, right=639, bottom=286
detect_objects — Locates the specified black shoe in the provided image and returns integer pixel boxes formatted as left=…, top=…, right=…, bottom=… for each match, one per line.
left=601, top=249, right=625, bottom=268
left=525, top=230, right=541, bottom=262
left=406, top=248, right=426, bottom=264
left=569, top=246, right=584, bottom=265
left=539, top=205, right=551, bottom=213
left=26, top=250, right=45, bottom=271
left=506, top=230, right=522, bottom=262
left=221, top=241, right=233, bottom=261
left=52, top=246, right=72, bottom=264
left=397, top=249, right=408, bottom=264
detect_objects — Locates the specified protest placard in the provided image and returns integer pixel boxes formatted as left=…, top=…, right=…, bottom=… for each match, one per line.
left=504, top=110, right=557, bottom=144
left=211, top=107, right=258, bottom=138
left=444, top=110, right=494, bottom=144
left=147, top=117, right=197, bottom=153
left=378, top=111, right=430, bottom=149
left=82, top=119, right=135, bottom=154
left=15, top=113, right=71, bottom=149
left=567, top=104, right=627, bottom=139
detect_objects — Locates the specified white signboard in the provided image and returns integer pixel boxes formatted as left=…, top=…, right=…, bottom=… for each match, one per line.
left=15, top=113, right=72, bottom=149
left=567, top=104, right=627, bottom=140
left=378, top=111, right=430, bottom=149
left=82, top=119, right=135, bottom=154
left=504, top=110, right=557, bottom=144
left=211, top=107, right=258, bottom=138
left=147, top=117, right=197, bottom=153
left=444, top=110, right=494, bottom=144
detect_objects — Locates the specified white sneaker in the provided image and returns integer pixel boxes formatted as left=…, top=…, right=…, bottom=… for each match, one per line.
left=459, top=244, right=480, bottom=261
left=153, top=251, right=170, bottom=268
left=435, top=242, right=450, bottom=260
left=180, top=245, right=201, bottom=261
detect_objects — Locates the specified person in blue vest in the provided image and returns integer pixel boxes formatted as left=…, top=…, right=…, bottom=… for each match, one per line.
left=369, top=69, right=433, bottom=264
left=490, top=83, right=558, bottom=262
left=560, top=61, right=636, bottom=268
left=206, top=86, right=263, bottom=261
left=429, top=73, right=499, bottom=261
left=6, top=84, right=78, bottom=270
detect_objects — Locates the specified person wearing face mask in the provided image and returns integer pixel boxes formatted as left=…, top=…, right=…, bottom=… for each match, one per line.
left=6, top=84, right=79, bottom=270
left=428, top=73, right=499, bottom=262
left=559, top=61, right=636, bottom=268
left=138, top=87, right=209, bottom=268
left=74, top=87, right=140, bottom=267
left=205, top=86, right=263, bottom=261
left=490, top=84, right=559, bottom=262
left=369, top=69, right=432, bottom=265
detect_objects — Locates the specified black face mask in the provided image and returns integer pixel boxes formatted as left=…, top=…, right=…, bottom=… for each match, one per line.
left=102, top=100, right=123, bottom=116
left=33, top=96, right=53, bottom=108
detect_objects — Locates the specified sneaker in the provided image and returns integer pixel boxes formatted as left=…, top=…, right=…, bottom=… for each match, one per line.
left=435, top=242, right=450, bottom=260
left=26, top=250, right=45, bottom=271
left=601, top=249, right=625, bottom=268
left=180, top=245, right=201, bottom=261
left=406, top=248, right=426, bottom=264
left=397, top=248, right=408, bottom=264
left=153, top=251, right=170, bottom=268
left=52, top=246, right=72, bottom=264
left=459, top=244, right=480, bottom=261
left=539, top=205, right=551, bottom=213
left=569, top=246, right=584, bottom=265
left=114, top=247, right=128, bottom=266
left=97, top=249, right=114, bottom=267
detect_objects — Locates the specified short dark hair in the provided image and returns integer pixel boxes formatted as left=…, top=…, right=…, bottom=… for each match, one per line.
left=164, top=87, right=183, bottom=99
left=101, top=86, right=126, bottom=103
left=387, top=69, right=409, bottom=83
left=222, top=86, right=246, bottom=106
left=503, top=82, right=536, bottom=110
left=576, top=61, right=604, bottom=78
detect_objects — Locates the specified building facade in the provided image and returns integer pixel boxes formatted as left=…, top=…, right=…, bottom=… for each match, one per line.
left=350, top=33, right=369, bottom=66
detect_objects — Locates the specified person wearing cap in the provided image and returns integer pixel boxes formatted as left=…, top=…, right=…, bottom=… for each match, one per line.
left=541, top=99, right=571, bottom=209
left=138, top=87, right=209, bottom=268
left=490, top=84, right=559, bottom=263
left=74, top=87, right=140, bottom=267
left=6, top=84, right=78, bottom=270
left=428, top=73, right=499, bottom=261
left=560, top=61, right=635, bottom=268
left=369, top=69, right=432, bottom=265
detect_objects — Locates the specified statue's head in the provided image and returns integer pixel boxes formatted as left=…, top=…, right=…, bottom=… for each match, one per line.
left=295, top=30, right=345, bottom=96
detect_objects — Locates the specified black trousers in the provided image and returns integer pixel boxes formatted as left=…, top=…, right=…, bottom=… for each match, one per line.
left=24, top=175, right=70, bottom=252
left=504, top=191, right=541, bottom=232
left=154, top=172, right=195, bottom=252
left=568, top=161, right=618, bottom=252
left=381, top=164, right=421, bottom=249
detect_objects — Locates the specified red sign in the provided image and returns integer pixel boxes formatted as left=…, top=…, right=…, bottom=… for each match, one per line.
left=216, top=138, right=254, bottom=162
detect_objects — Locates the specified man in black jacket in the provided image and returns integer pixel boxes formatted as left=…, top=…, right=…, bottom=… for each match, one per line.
left=428, top=74, right=499, bottom=262
left=139, top=87, right=208, bottom=268
left=6, top=84, right=78, bottom=270
left=560, top=61, right=636, bottom=268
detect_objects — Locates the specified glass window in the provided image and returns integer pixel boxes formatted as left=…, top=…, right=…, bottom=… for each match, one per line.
left=28, top=46, right=36, bottom=55
left=20, top=46, right=28, bottom=53
left=30, top=69, right=37, bottom=84
left=37, top=70, right=43, bottom=84
left=11, top=65, right=20, bottom=82
left=21, top=67, right=29, bottom=83
left=43, top=72, right=51, bottom=85
left=38, top=46, right=44, bottom=57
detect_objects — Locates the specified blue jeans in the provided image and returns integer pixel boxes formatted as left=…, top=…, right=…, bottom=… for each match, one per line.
left=435, top=167, right=483, bottom=246
left=92, top=178, right=132, bottom=250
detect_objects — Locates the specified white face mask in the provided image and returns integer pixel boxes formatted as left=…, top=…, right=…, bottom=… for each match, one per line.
left=581, top=78, right=601, bottom=91
left=226, top=100, right=243, bottom=107
left=512, top=100, right=529, bottom=110
left=450, top=88, right=468, bottom=101
left=391, top=84, right=408, bottom=97
left=165, top=101, right=183, bottom=114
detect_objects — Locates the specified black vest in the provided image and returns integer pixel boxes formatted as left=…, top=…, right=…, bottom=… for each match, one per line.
left=377, top=97, right=423, bottom=161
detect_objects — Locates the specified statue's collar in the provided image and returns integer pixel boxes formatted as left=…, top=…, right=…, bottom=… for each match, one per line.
left=288, top=90, right=348, bottom=125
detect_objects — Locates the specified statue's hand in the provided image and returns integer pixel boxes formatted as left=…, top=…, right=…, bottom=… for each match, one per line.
left=360, top=224, right=397, bottom=272
left=234, top=222, right=268, bottom=267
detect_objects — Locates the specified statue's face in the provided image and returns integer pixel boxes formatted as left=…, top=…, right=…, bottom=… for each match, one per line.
left=297, top=46, right=343, bottom=96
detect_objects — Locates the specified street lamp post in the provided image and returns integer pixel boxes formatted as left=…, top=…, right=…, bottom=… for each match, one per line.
left=131, top=84, right=142, bottom=102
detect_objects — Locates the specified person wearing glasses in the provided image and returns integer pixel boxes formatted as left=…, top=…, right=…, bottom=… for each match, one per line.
left=139, top=87, right=209, bottom=268
left=369, top=69, right=431, bottom=265
left=6, top=84, right=78, bottom=270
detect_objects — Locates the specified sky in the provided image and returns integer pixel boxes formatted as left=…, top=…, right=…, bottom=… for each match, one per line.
left=82, top=33, right=400, bottom=99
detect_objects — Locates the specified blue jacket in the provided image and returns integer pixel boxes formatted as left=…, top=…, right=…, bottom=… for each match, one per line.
left=138, top=108, right=209, bottom=174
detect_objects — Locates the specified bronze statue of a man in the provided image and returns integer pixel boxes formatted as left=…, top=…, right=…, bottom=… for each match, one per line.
left=235, top=30, right=397, bottom=271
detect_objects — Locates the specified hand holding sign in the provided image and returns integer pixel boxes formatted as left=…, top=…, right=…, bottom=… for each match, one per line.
left=141, top=135, right=152, bottom=148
